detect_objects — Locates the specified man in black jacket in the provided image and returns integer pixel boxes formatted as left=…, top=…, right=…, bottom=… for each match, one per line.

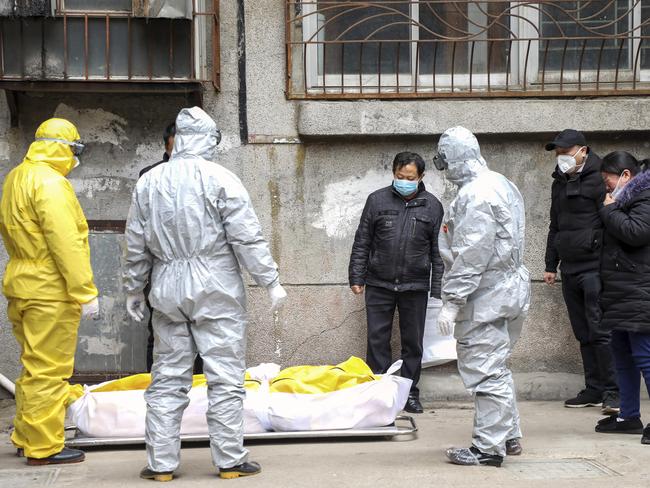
left=349, top=152, right=444, bottom=413
left=544, top=129, right=619, bottom=413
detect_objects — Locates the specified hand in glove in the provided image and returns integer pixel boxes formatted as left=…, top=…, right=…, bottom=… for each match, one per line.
left=437, top=302, right=460, bottom=336
left=268, top=283, right=288, bottom=313
left=126, top=293, right=146, bottom=322
left=81, top=297, right=100, bottom=320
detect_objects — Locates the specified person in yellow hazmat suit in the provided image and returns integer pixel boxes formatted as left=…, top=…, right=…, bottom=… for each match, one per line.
left=0, top=118, right=99, bottom=466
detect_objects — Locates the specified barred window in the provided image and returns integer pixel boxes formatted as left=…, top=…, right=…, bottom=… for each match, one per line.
left=0, top=1, right=217, bottom=84
left=286, top=1, right=650, bottom=98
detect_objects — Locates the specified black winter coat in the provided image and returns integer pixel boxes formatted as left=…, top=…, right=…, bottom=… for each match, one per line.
left=348, top=183, right=444, bottom=297
left=600, top=170, right=650, bottom=334
left=545, top=151, right=607, bottom=275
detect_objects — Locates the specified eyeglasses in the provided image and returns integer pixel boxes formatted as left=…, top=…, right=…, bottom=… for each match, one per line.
left=36, top=137, right=85, bottom=156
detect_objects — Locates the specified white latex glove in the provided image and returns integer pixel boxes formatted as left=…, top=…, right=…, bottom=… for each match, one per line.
left=437, top=302, right=460, bottom=336
left=81, top=297, right=100, bottom=320
left=126, top=293, right=146, bottom=322
left=268, top=283, right=288, bottom=313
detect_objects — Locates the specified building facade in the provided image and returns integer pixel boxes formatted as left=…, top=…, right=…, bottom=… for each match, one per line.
left=1, top=0, right=649, bottom=398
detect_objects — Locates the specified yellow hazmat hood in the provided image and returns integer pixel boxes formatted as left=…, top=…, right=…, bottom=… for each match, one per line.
left=23, top=118, right=81, bottom=176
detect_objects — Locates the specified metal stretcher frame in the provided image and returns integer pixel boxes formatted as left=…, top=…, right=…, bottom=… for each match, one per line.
left=65, top=415, right=418, bottom=448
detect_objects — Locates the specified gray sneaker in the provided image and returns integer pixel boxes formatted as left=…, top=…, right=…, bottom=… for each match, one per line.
left=445, top=446, right=503, bottom=467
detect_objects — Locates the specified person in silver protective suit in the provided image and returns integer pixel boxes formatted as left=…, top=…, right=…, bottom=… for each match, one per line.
left=433, top=126, right=531, bottom=467
left=123, top=107, right=287, bottom=481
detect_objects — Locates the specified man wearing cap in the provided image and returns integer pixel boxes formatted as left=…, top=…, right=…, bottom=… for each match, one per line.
left=544, top=129, right=619, bottom=413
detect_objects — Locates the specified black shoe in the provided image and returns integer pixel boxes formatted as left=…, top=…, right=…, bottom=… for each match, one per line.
left=595, top=415, right=643, bottom=434
left=564, top=389, right=602, bottom=408
left=602, top=391, right=621, bottom=415
left=140, top=467, right=174, bottom=482
left=446, top=446, right=503, bottom=467
left=505, top=438, right=522, bottom=456
left=16, top=448, right=24, bottom=457
left=26, top=448, right=85, bottom=466
left=642, top=424, right=650, bottom=445
left=219, top=461, right=262, bottom=479
left=404, top=395, right=424, bottom=414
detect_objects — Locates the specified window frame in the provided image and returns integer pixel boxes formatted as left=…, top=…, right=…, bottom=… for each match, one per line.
left=293, top=0, right=648, bottom=97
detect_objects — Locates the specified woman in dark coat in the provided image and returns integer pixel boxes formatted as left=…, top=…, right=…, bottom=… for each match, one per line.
left=597, top=151, right=650, bottom=443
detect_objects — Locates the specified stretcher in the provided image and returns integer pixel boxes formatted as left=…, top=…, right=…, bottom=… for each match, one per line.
left=64, top=357, right=417, bottom=448
left=65, top=415, right=417, bottom=448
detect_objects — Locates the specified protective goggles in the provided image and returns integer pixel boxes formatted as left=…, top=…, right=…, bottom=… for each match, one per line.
left=432, top=152, right=448, bottom=171
left=36, top=137, right=86, bottom=156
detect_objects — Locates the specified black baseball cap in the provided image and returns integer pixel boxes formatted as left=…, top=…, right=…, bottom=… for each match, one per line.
left=545, top=129, right=587, bottom=151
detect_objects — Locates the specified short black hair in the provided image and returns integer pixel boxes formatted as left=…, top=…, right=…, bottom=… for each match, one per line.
left=602, top=151, right=650, bottom=176
left=163, top=122, right=176, bottom=146
left=392, top=151, right=425, bottom=176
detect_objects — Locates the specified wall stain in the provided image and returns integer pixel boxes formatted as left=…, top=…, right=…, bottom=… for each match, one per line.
left=267, top=146, right=282, bottom=268
left=295, top=144, right=306, bottom=205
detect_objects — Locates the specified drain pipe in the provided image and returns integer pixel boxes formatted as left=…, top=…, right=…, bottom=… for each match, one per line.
left=0, top=372, right=15, bottom=396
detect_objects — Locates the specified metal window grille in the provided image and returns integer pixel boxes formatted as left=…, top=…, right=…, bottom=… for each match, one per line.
left=0, top=0, right=219, bottom=88
left=286, top=1, right=650, bottom=98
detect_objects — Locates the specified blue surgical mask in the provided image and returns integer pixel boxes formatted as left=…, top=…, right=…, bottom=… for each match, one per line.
left=393, top=179, right=418, bottom=196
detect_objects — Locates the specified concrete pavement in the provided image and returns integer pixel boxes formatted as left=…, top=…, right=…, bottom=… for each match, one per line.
left=2, top=400, right=650, bottom=487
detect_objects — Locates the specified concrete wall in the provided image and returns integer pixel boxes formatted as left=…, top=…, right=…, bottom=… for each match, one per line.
left=2, top=0, right=649, bottom=397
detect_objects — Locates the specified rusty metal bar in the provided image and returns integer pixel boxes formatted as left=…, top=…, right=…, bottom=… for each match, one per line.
left=0, top=20, right=4, bottom=79
left=84, top=14, right=88, bottom=80
left=486, top=40, right=492, bottom=93
left=596, top=38, right=606, bottom=91
left=614, top=37, right=625, bottom=90
left=169, top=19, right=174, bottom=79
left=191, top=0, right=196, bottom=80
left=40, top=18, right=45, bottom=79
left=559, top=39, right=568, bottom=91
left=504, top=38, right=512, bottom=92
left=578, top=39, right=587, bottom=91
left=63, top=14, right=68, bottom=79
left=303, top=42, right=308, bottom=94
left=378, top=41, right=382, bottom=94
left=212, top=0, right=220, bottom=90
left=414, top=41, right=419, bottom=93
left=340, top=42, right=344, bottom=94
left=285, top=0, right=292, bottom=96
left=127, top=16, right=132, bottom=80
left=633, top=38, right=643, bottom=90
left=359, top=41, right=363, bottom=94
left=451, top=41, right=456, bottom=92
left=147, top=18, right=153, bottom=80
left=469, top=40, right=475, bottom=92
left=432, top=41, right=437, bottom=93
left=19, top=19, right=24, bottom=79
left=540, top=39, right=549, bottom=92
left=105, top=15, right=110, bottom=80
left=396, top=41, right=400, bottom=94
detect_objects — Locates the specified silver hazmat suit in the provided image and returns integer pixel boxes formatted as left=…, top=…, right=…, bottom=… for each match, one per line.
left=438, top=126, right=531, bottom=457
left=123, top=107, right=280, bottom=472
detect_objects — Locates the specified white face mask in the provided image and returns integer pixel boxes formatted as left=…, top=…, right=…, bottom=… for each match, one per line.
left=611, top=172, right=626, bottom=199
left=557, top=147, right=586, bottom=174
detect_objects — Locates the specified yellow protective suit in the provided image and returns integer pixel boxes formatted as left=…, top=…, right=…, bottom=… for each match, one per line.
left=0, top=118, right=98, bottom=459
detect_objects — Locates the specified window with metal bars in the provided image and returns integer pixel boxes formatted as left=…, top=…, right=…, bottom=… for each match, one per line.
left=0, top=0, right=218, bottom=86
left=286, top=1, right=650, bottom=98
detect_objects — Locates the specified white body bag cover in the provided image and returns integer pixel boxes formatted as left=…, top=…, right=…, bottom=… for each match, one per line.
left=67, top=361, right=412, bottom=437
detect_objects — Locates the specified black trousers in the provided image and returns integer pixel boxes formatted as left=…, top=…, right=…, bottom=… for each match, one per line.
left=145, top=281, right=203, bottom=374
left=561, top=271, right=618, bottom=396
left=365, top=285, right=428, bottom=396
